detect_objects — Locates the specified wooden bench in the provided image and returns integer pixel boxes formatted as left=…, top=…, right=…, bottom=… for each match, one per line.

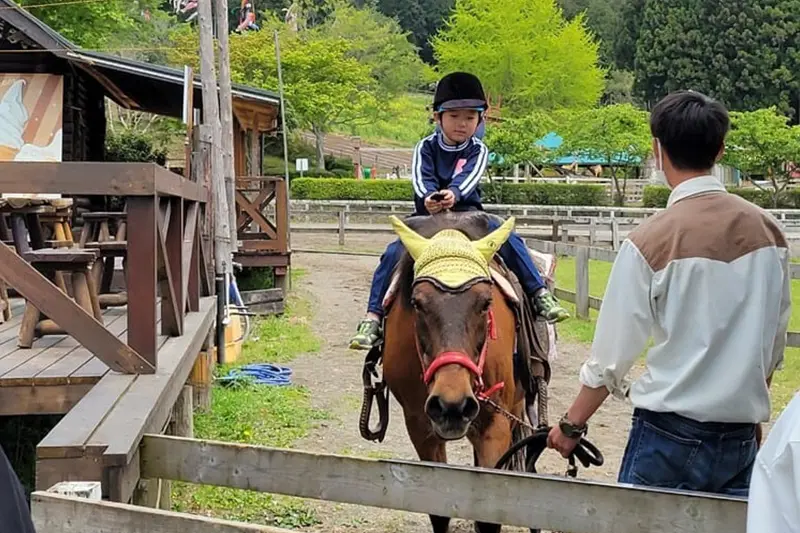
left=19, top=248, right=103, bottom=348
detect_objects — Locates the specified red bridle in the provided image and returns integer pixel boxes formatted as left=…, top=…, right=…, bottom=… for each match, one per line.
left=415, top=308, right=505, bottom=401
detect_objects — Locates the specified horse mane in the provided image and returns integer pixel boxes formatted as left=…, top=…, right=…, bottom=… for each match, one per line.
left=394, top=211, right=501, bottom=310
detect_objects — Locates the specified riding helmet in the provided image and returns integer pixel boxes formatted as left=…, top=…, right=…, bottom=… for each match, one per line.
left=433, top=72, right=487, bottom=112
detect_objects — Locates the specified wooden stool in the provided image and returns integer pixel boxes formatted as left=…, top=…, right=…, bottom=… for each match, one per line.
left=41, top=207, right=75, bottom=248
left=0, top=279, right=9, bottom=324
left=80, top=212, right=128, bottom=307
left=18, top=248, right=103, bottom=348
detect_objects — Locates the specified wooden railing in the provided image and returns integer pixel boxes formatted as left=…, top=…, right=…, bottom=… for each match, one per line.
left=234, top=176, right=289, bottom=255
left=0, top=162, right=211, bottom=373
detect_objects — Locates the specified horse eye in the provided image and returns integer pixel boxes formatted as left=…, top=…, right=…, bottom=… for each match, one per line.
left=481, top=299, right=492, bottom=312
left=411, top=298, right=422, bottom=310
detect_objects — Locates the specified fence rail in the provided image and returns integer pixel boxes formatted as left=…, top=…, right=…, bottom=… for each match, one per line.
left=136, top=434, right=746, bottom=533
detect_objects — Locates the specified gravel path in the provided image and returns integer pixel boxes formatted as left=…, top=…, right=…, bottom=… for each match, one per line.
left=287, top=235, right=636, bottom=533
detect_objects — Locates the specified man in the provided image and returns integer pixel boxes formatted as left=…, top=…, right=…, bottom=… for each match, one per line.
left=747, top=391, right=800, bottom=531
left=548, top=90, right=791, bottom=496
left=0, top=444, right=35, bottom=533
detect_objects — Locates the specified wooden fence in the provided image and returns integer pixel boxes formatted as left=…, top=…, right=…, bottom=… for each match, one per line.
left=30, top=434, right=749, bottom=533
left=529, top=239, right=800, bottom=348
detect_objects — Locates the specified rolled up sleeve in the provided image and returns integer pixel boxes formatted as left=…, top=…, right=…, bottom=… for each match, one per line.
left=579, top=239, right=654, bottom=397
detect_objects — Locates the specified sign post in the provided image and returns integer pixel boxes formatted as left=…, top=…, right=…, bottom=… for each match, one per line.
left=295, top=158, right=309, bottom=179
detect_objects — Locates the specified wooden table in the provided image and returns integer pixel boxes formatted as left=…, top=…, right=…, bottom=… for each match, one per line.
left=0, top=163, right=210, bottom=375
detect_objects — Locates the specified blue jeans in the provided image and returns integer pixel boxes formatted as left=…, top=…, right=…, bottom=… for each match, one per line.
left=366, top=219, right=546, bottom=318
left=618, top=408, right=757, bottom=497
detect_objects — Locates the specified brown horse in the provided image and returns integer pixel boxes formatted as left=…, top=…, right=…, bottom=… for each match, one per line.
left=382, top=212, right=527, bottom=533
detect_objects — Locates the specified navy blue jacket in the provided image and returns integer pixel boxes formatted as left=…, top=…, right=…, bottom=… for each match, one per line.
left=411, top=132, right=489, bottom=216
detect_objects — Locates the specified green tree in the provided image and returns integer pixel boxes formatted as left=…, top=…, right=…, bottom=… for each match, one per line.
left=18, top=0, right=169, bottom=51
left=484, top=112, right=557, bottom=166
left=431, top=0, right=605, bottom=115
left=634, top=0, right=800, bottom=122
left=558, top=104, right=651, bottom=205
left=317, top=3, right=433, bottom=95
left=375, top=0, right=455, bottom=64
left=558, top=0, right=624, bottom=67
left=723, top=108, right=800, bottom=208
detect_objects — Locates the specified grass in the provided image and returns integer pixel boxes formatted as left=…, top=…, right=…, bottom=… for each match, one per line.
left=332, top=92, right=432, bottom=147
left=171, top=269, right=328, bottom=528
left=551, top=256, right=800, bottom=412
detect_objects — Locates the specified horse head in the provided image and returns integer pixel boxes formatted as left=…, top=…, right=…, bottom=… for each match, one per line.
left=390, top=215, right=515, bottom=440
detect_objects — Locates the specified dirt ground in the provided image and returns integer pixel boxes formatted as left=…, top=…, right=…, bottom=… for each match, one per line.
left=288, top=234, right=636, bottom=533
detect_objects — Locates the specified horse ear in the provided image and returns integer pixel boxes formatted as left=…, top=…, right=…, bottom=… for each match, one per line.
left=389, top=216, right=429, bottom=260
left=473, top=217, right=515, bottom=262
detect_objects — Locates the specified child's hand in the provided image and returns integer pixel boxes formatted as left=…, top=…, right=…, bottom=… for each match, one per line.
left=439, top=189, right=456, bottom=209
left=425, top=194, right=443, bottom=214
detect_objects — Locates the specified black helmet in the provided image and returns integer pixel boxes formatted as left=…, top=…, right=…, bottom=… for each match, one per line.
left=433, top=72, right=487, bottom=112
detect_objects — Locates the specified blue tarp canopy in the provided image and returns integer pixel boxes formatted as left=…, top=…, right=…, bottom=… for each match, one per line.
left=534, top=132, right=642, bottom=166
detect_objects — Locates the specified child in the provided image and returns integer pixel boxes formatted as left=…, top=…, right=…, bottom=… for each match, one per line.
left=350, top=72, right=569, bottom=350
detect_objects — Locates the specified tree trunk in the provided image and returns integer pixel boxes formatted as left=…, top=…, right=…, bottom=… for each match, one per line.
left=611, top=168, right=625, bottom=206
left=313, top=126, right=325, bottom=171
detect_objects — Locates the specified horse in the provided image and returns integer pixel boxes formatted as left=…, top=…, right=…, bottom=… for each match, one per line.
left=381, top=212, right=532, bottom=533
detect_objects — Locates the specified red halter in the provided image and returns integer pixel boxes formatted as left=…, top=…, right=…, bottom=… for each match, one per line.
left=416, top=308, right=505, bottom=401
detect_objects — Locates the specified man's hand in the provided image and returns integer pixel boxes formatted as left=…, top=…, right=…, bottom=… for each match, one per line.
left=424, top=194, right=443, bottom=214
left=547, top=425, right=581, bottom=458
left=439, top=189, right=456, bottom=209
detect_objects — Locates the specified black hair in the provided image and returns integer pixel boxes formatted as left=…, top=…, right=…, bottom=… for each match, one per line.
left=650, top=91, right=730, bottom=171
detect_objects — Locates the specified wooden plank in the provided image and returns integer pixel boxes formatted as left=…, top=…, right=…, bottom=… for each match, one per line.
left=0, top=334, right=71, bottom=379
left=38, top=311, right=129, bottom=385
left=36, top=453, right=106, bottom=493
left=31, top=491, right=294, bottom=533
left=575, top=245, right=590, bottom=319
left=0, top=241, right=153, bottom=374
left=141, top=435, right=747, bottom=533
left=0, top=383, right=93, bottom=415
left=36, top=378, right=138, bottom=460
left=0, top=163, right=158, bottom=196
left=183, top=202, right=200, bottom=312
left=87, top=298, right=215, bottom=466
left=1, top=342, right=80, bottom=386
left=127, top=196, right=159, bottom=367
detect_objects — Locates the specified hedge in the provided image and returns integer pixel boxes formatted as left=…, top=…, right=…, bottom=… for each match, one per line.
left=643, top=185, right=800, bottom=209
left=290, top=178, right=608, bottom=206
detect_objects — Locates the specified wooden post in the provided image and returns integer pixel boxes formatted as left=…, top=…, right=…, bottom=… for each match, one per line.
left=575, top=246, right=590, bottom=319
left=198, top=0, right=231, bottom=273
left=589, top=218, right=597, bottom=245
left=611, top=217, right=620, bottom=251
left=171, top=385, right=194, bottom=439
left=190, top=331, right=213, bottom=412
left=551, top=219, right=559, bottom=242
left=213, top=0, right=238, bottom=251
left=338, top=210, right=346, bottom=246
left=249, top=130, right=261, bottom=176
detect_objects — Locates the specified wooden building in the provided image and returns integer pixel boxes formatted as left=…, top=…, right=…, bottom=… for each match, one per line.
left=0, top=1, right=287, bottom=502
left=0, top=0, right=291, bottom=286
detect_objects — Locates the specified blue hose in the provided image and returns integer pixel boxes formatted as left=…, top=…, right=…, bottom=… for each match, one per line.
left=217, top=363, right=293, bottom=387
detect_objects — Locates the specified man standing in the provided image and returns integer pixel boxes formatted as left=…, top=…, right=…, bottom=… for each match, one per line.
left=547, top=90, right=791, bottom=496
left=747, top=391, right=800, bottom=531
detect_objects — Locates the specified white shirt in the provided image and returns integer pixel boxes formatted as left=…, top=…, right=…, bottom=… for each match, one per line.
left=579, top=176, right=791, bottom=423
left=747, top=392, right=800, bottom=532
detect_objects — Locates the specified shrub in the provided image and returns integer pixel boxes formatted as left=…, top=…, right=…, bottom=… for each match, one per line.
left=642, top=184, right=800, bottom=209
left=290, top=178, right=608, bottom=205
left=641, top=185, right=671, bottom=208
left=105, top=131, right=167, bottom=165
left=324, top=155, right=355, bottom=173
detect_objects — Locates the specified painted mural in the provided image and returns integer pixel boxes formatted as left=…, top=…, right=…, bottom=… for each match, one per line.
left=0, top=74, right=63, bottom=162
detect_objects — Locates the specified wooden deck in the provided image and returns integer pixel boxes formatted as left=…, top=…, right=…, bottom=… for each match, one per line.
left=0, top=303, right=151, bottom=416
left=35, top=296, right=215, bottom=501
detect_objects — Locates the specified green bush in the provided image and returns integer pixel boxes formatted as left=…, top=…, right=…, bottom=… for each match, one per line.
left=105, top=131, right=167, bottom=165
left=642, top=185, right=671, bottom=207
left=324, top=155, right=355, bottom=173
left=290, top=178, right=608, bottom=205
left=642, top=184, right=800, bottom=209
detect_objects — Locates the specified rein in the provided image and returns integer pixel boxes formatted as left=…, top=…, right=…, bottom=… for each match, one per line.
left=414, top=308, right=505, bottom=401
